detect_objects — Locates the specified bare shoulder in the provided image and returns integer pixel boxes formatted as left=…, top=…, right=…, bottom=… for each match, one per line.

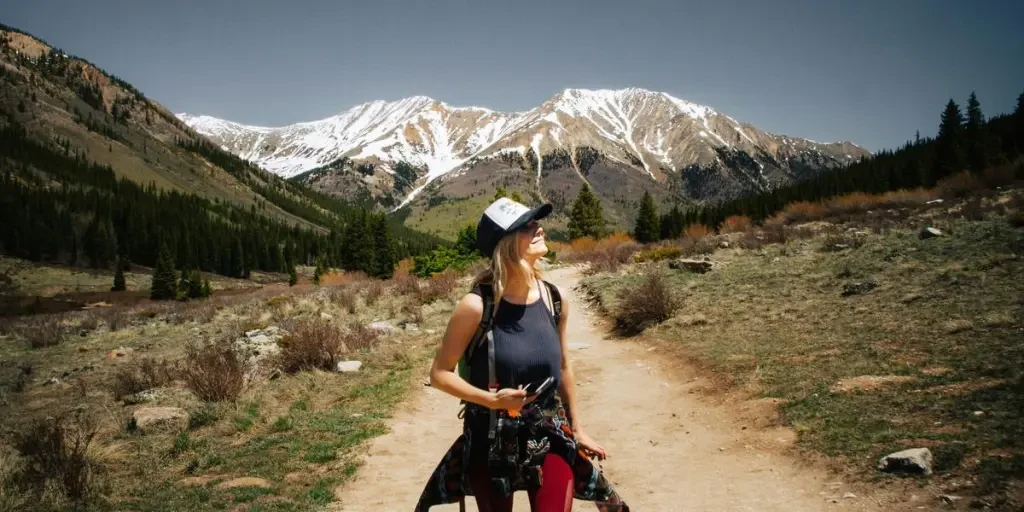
left=453, top=292, right=485, bottom=321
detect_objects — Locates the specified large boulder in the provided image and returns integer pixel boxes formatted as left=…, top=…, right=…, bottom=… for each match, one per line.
left=919, top=227, right=944, bottom=239
left=336, top=360, right=363, bottom=373
left=878, top=448, right=933, bottom=476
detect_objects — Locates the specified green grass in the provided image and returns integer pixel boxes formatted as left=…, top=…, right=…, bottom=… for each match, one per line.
left=584, top=215, right=1024, bottom=492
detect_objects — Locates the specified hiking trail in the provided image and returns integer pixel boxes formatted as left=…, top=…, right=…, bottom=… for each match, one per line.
left=331, top=267, right=898, bottom=511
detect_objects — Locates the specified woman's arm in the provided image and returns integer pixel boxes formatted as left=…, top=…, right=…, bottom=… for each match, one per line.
left=555, top=285, right=608, bottom=459
left=429, top=293, right=528, bottom=411
left=555, top=287, right=583, bottom=432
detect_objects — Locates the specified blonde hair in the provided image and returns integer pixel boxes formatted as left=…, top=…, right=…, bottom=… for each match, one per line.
left=471, top=232, right=544, bottom=306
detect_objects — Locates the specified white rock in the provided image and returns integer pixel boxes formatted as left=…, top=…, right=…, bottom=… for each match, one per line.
left=843, top=492, right=857, bottom=499
left=368, top=321, right=394, bottom=332
left=320, top=312, right=334, bottom=320
left=919, top=227, right=944, bottom=239
left=336, top=360, right=363, bottom=373
left=878, top=448, right=933, bottom=476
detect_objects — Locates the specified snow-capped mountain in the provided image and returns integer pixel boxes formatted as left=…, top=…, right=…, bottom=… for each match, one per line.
left=179, top=88, right=868, bottom=208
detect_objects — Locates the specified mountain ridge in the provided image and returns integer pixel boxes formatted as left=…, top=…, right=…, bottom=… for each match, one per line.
left=180, top=88, right=868, bottom=218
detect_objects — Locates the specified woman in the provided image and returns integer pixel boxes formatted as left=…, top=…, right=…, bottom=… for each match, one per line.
left=415, top=198, right=628, bottom=512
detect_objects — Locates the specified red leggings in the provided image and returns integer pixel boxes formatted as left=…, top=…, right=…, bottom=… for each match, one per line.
left=469, top=453, right=574, bottom=512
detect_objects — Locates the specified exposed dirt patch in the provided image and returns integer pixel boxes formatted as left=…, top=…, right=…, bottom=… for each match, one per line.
left=831, top=375, right=917, bottom=393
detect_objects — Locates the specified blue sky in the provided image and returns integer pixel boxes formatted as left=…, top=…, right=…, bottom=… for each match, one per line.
left=4, top=0, right=1022, bottom=150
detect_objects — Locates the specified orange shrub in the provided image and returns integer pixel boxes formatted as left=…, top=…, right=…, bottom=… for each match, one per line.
left=781, top=201, right=826, bottom=224
left=394, top=258, right=415, bottom=277
left=683, top=224, right=712, bottom=239
left=719, top=215, right=752, bottom=233
left=596, top=232, right=634, bottom=251
left=569, top=237, right=598, bottom=253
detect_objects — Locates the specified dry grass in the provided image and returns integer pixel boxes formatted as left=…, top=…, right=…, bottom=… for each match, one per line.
left=12, top=411, right=99, bottom=505
left=15, top=316, right=67, bottom=349
left=343, top=321, right=382, bottom=352
left=180, top=341, right=246, bottom=402
left=720, top=215, right=752, bottom=233
left=780, top=201, right=827, bottom=224
left=277, top=321, right=344, bottom=373
left=111, top=358, right=175, bottom=399
left=614, top=271, right=681, bottom=335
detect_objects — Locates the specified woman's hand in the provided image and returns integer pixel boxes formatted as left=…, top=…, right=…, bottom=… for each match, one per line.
left=575, top=430, right=608, bottom=460
left=490, top=386, right=535, bottom=411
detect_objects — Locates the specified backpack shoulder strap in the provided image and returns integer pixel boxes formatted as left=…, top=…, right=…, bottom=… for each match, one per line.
left=540, top=279, right=562, bottom=327
left=464, top=283, right=495, bottom=361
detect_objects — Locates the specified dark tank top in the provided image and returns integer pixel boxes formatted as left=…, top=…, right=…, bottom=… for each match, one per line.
left=468, top=294, right=563, bottom=392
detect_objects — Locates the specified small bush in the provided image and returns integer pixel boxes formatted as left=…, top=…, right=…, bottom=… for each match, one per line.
left=420, top=270, right=458, bottom=304
left=13, top=412, right=98, bottom=503
left=390, top=273, right=420, bottom=297
left=820, top=233, right=865, bottom=252
left=720, top=215, right=752, bottom=233
left=278, top=321, right=343, bottom=373
left=181, top=341, right=246, bottom=402
left=188, top=408, right=219, bottom=430
left=635, top=246, right=682, bottom=263
left=343, top=321, right=381, bottom=352
left=326, top=286, right=358, bottom=314
left=683, top=224, right=712, bottom=239
left=614, top=272, right=681, bottom=335
left=1009, top=211, right=1024, bottom=228
left=937, top=171, right=985, bottom=199
left=679, top=236, right=717, bottom=257
left=17, top=316, right=66, bottom=349
left=362, top=280, right=384, bottom=306
left=780, top=201, right=827, bottom=224
left=111, top=358, right=174, bottom=399
left=982, top=165, right=1017, bottom=188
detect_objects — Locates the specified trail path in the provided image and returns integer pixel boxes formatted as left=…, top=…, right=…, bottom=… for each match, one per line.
left=332, top=267, right=895, bottom=511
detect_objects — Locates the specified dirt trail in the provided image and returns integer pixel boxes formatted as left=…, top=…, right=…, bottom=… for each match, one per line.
left=332, top=267, right=894, bottom=511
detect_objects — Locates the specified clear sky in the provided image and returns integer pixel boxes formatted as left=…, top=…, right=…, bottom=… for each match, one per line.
left=3, top=0, right=1022, bottom=151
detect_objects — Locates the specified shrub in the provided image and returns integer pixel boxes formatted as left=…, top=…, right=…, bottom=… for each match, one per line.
left=614, top=272, right=681, bottom=335
left=390, top=272, right=420, bottom=296
left=277, top=321, right=344, bottom=373
left=111, top=358, right=174, bottom=399
left=719, top=215, right=752, bottom=233
left=683, top=224, right=712, bottom=239
left=188, top=408, right=219, bottom=430
left=937, top=171, right=985, bottom=199
left=420, top=270, right=459, bottom=304
left=13, top=412, right=98, bottom=503
left=634, top=246, right=682, bottom=263
left=181, top=341, right=246, bottom=402
left=17, top=316, right=66, bottom=349
left=1009, top=212, right=1024, bottom=228
left=343, top=321, right=381, bottom=352
left=679, top=235, right=717, bottom=257
left=820, top=233, right=865, bottom=252
left=982, top=165, right=1017, bottom=188
left=780, top=201, right=827, bottom=224
left=362, top=280, right=384, bottom=306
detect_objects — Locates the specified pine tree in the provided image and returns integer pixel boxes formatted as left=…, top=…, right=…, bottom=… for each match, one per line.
left=454, top=225, right=480, bottom=257
left=509, top=191, right=524, bottom=203
left=372, top=214, right=396, bottom=279
left=201, top=278, right=213, bottom=298
left=568, top=185, right=606, bottom=240
left=493, top=186, right=508, bottom=202
left=633, top=191, right=660, bottom=244
left=111, top=256, right=126, bottom=292
left=1017, top=90, right=1024, bottom=116
left=150, top=242, right=178, bottom=300
left=935, top=99, right=965, bottom=179
left=312, top=254, right=325, bottom=285
left=964, top=92, right=989, bottom=173
left=288, top=264, right=298, bottom=286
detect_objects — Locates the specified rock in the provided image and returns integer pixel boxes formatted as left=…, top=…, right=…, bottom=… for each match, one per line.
left=920, top=227, right=944, bottom=239
left=669, top=258, right=715, bottom=274
left=403, top=323, right=420, bottom=332
left=877, top=448, right=933, bottom=476
left=320, top=312, right=333, bottom=320
left=336, top=360, right=363, bottom=373
left=368, top=321, right=394, bottom=332
left=45, top=377, right=61, bottom=386
left=236, top=326, right=286, bottom=363
left=926, top=199, right=944, bottom=205
left=842, top=281, right=877, bottom=296
left=568, top=342, right=591, bottom=350
left=939, top=495, right=961, bottom=505
left=216, top=477, right=272, bottom=490
left=718, top=241, right=730, bottom=249
left=131, top=407, right=187, bottom=430
left=123, top=389, right=160, bottom=405
left=843, top=492, right=857, bottom=499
